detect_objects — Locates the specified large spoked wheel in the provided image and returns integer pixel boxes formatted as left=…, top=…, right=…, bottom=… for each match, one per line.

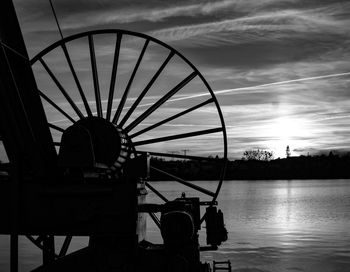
left=30, top=29, right=227, bottom=235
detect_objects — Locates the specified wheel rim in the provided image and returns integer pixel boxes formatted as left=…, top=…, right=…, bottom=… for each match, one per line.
left=30, top=29, right=228, bottom=224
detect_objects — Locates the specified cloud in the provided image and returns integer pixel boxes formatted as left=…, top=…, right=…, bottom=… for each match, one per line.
left=150, top=4, right=350, bottom=42
left=14, top=0, right=300, bottom=31
left=136, top=71, right=350, bottom=107
left=5, top=0, right=350, bottom=160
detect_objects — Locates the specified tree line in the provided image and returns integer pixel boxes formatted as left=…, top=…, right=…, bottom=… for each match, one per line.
left=149, top=149, right=350, bottom=180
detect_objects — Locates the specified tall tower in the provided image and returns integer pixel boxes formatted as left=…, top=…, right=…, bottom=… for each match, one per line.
left=286, top=145, right=291, bottom=158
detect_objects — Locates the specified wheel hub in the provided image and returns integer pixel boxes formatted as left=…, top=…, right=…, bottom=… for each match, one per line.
left=58, top=117, right=130, bottom=173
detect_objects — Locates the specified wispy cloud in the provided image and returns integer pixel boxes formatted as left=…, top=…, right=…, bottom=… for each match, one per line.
left=15, top=0, right=300, bottom=31
left=149, top=4, right=350, bottom=43
left=4, top=0, right=349, bottom=161
left=134, top=71, right=350, bottom=105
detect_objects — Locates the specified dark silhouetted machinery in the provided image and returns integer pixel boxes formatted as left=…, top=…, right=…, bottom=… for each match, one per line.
left=0, top=0, right=228, bottom=271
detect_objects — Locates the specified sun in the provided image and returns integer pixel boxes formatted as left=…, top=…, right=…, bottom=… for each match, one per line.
left=273, top=118, right=300, bottom=141
left=266, top=117, right=310, bottom=158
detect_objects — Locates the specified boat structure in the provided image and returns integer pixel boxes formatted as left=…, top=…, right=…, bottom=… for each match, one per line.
left=0, top=0, right=229, bottom=271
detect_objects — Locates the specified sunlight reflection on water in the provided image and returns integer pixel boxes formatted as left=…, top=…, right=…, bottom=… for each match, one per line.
left=1, top=179, right=349, bottom=271
left=145, top=179, right=350, bottom=271
left=197, top=179, right=350, bottom=272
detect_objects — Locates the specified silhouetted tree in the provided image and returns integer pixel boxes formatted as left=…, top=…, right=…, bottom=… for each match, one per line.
left=286, top=145, right=291, bottom=158
left=242, top=149, right=274, bottom=161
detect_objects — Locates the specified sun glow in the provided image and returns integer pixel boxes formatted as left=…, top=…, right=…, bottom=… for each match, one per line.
left=265, top=117, right=311, bottom=158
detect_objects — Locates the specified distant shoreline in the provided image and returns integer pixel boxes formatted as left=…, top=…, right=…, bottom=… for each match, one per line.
left=1, top=154, right=349, bottom=181
left=148, top=177, right=350, bottom=181
left=149, top=155, right=350, bottom=181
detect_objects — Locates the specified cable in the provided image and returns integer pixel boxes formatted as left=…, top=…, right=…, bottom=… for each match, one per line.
left=48, top=0, right=64, bottom=40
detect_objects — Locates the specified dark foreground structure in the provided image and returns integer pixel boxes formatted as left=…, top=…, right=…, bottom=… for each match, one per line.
left=0, top=0, right=229, bottom=271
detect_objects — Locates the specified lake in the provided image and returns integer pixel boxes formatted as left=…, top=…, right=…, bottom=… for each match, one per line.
left=1, top=179, right=350, bottom=271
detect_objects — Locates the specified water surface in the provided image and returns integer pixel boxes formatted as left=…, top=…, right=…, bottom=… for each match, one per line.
left=1, top=179, right=349, bottom=271
left=147, top=179, right=350, bottom=272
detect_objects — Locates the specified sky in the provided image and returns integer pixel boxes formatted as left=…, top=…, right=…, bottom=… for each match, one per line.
left=1, top=0, right=350, bottom=161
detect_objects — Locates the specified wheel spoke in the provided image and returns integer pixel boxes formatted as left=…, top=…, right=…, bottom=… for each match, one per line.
left=148, top=212, right=161, bottom=229
left=26, top=235, right=44, bottom=251
left=136, top=150, right=221, bottom=162
left=48, top=123, right=64, bottom=133
left=151, top=166, right=215, bottom=197
left=200, top=214, right=207, bottom=224
left=112, top=39, right=150, bottom=124
left=58, top=235, right=72, bottom=258
left=39, top=58, right=84, bottom=119
left=119, top=51, right=175, bottom=127
left=88, top=35, right=102, bottom=117
left=61, top=43, right=92, bottom=117
left=106, top=33, right=122, bottom=121
left=130, top=98, right=214, bottom=138
left=26, top=235, right=59, bottom=258
left=125, top=71, right=197, bottom=133
left=133, top=127, right=223, bottom=146
left=145, top=181, right=168, bottom=202
left=38, top=89, right=76, bottom=123
left=30, top=31, right=227, bottom=231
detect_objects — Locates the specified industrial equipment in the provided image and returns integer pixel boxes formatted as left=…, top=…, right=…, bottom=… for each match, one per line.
left=0, top=0, right=228, bottom=271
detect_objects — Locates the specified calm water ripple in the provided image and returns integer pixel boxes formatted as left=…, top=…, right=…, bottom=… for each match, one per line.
left=1, top=179, right=349, bottom=271
left=198, top=179, right=350, bottom=272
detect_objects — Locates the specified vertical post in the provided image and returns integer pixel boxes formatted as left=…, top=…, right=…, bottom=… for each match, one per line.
left=42, top=235, right=55, bottom=265
left=10, top=163, right=19, bottom=272
left=10, top=234, right=18, bottom=272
